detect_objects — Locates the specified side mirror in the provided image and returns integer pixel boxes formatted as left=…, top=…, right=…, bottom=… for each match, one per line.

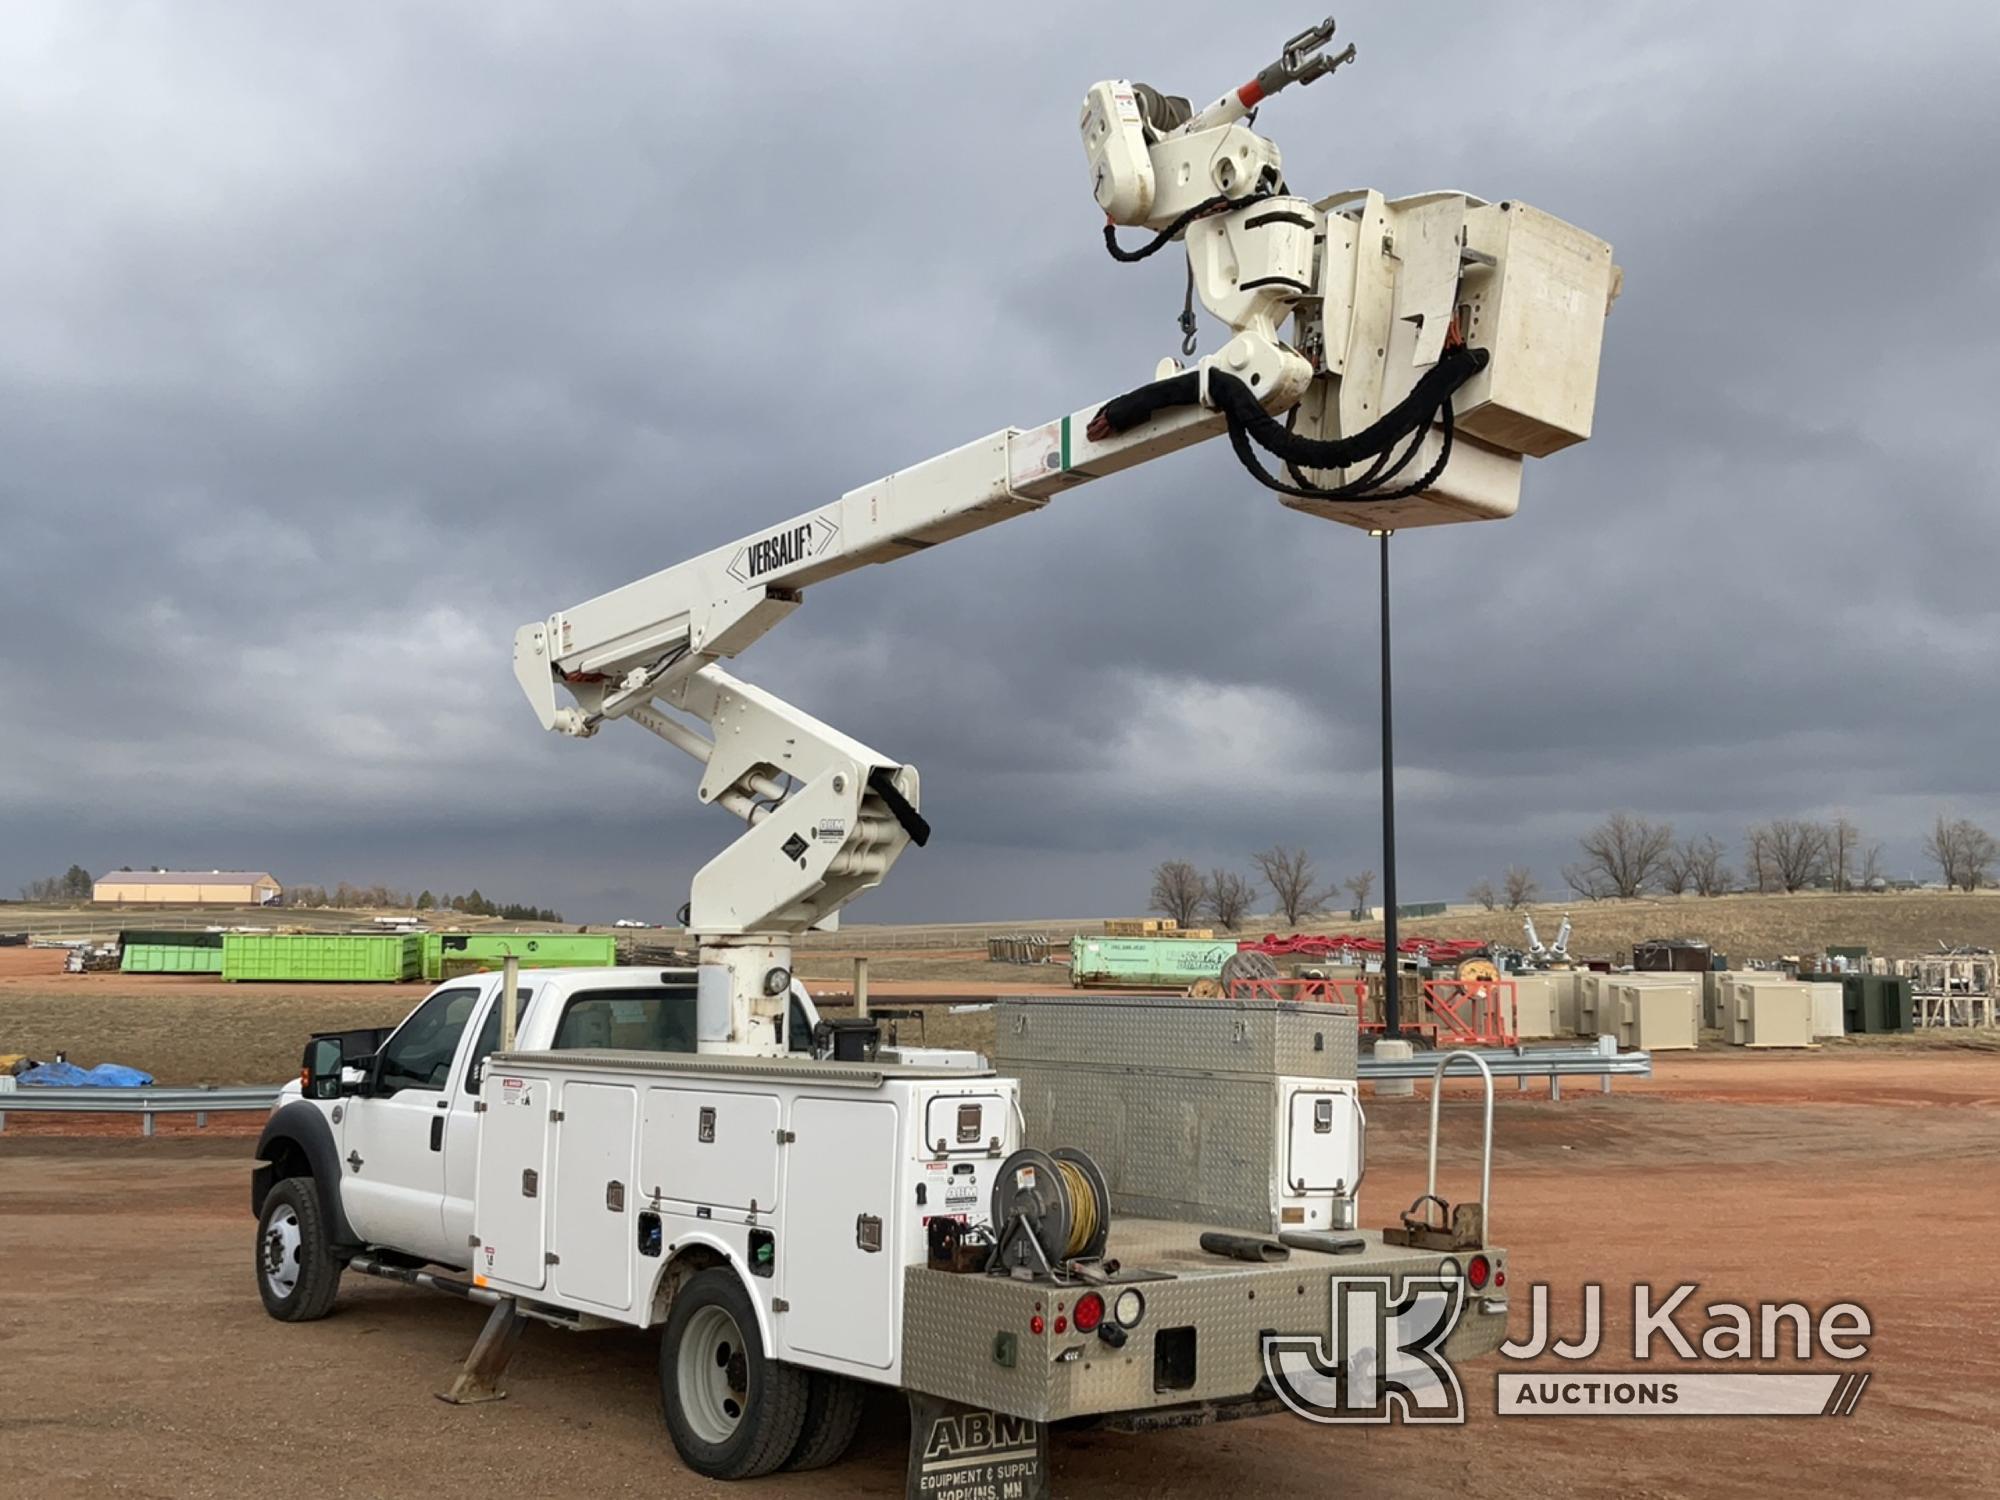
left=302, top=1037, right=344, bottom=1101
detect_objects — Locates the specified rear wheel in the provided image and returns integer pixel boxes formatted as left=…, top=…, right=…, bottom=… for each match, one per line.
left=255, top=1178, right=341, bottom=1322
left=659, top=1268, right=808, bottom=1479
left=785, top=1369, right=867, bottom=1471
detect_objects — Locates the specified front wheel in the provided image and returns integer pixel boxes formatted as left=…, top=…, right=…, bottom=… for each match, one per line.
left=255, top=1178, right=341, bottom=1322
left=659, top=1268, right=808, bottom=1479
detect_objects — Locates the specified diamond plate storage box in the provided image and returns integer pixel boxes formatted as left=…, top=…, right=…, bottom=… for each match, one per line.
left=994, top=996, right=1358, bottom=1234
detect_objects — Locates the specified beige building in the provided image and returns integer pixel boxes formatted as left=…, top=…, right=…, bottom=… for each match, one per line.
left=93, top=869, right=282, bottom=906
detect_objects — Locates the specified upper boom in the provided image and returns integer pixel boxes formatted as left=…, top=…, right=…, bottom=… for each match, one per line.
left=511, top=16, right=1619, bottom=1050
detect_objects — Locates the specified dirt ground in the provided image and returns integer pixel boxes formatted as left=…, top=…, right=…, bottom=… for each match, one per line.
left=2, top=1050, right=1995, bottom=1498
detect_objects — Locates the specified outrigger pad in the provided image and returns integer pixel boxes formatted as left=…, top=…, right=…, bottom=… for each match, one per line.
left=906, top=1392, right=1049, bottom=1500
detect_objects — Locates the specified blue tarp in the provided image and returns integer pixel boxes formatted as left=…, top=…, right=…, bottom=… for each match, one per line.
left=17, top=1060, right=156, bottom=1088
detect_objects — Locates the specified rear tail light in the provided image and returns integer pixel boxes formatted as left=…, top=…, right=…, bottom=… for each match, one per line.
left=1467, top=1254, right=1492, bottom=1291
left=1074, top=1292, right=1105, bottom=1333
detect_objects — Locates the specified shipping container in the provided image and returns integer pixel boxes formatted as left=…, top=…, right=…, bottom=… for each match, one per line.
left=1068, top=935, right=1240, bottom=989
left=222, top=933, right=421, bottom=983
left=420, top=931, right=617, bottom=982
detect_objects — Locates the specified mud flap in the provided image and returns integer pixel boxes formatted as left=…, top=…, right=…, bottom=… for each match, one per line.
left=906, top=1392, right=1048, bottom=1500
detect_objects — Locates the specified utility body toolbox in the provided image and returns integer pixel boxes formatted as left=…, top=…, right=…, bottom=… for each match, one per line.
left=468, top=997, right=1507, bottom=1433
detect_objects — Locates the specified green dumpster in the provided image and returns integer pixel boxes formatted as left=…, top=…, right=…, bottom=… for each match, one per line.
left=421, top=932, right=617, bottom=982
left=222, top=933, right=422, bottom=983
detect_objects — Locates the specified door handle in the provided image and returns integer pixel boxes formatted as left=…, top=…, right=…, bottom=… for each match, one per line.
left=429, top=1115, right=444, bottom=1152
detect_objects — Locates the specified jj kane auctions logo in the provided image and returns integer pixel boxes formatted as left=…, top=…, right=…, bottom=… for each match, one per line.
left=1262, top=1279, right=1874, bottom=1423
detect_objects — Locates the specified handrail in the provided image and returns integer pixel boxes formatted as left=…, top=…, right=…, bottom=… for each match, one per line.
left=1425, top=1049, right=1495, bottom=1245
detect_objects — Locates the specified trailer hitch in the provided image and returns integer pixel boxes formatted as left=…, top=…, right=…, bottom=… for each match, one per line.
left=1381, top=1192, right=1485, bottom=1252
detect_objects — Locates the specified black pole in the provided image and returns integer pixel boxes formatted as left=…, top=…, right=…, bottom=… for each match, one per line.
left=1379, top=529, right=1399, bottom=1037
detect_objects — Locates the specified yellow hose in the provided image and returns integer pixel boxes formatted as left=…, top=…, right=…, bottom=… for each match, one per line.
left=1054, top=1155, right=1099, bottom=1259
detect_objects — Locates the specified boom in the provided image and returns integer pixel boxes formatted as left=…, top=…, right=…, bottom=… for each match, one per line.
left=513, top=16, right=1620, bottom=1049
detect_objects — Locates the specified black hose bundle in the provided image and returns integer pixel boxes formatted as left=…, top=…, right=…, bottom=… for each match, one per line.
left=1089, top=344, right=1489, bottom=504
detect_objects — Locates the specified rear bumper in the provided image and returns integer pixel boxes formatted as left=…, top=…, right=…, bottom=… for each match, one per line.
left=902, top=1225, right=1507, bottom=1423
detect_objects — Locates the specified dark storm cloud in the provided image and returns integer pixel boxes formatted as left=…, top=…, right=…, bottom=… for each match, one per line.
left=4, top=2, right=1998, bottom=919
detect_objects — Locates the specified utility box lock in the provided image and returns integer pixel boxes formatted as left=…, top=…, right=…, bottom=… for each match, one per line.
left=522, top=1168, right=539, bottom=1199
left=856, top=1214, right=883, bottom=1253
left=699, top=1106, right=716, bottom=1144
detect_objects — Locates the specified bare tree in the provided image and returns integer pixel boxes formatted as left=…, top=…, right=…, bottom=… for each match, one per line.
left=1858, top=841, right=1885, bottom=892
left=1575, top=813, right=1674, bottom=899
left=1502, top=865, right=1539, bottom=910
left=1678, top=834, right=1733, bottom=897
left=1562, top=862, right=1610, bottom=902
left=1467, top=878, right=1498, bottom=911
left=1745, top=819, right=1829, bottom=893
left=1204, top=868, right=1255, bottom=931
left=1925, top=815, right=2000, bottom=892
left=1252, top=845, right=1327, bottom=928
left=1657, top=846, right=1693, bottom=896
left=1342, top=870, right=1376, bottom=921
left=1827, top=816, right=1864, bottom=893
left=1149, top=860, right=1205, bottom=926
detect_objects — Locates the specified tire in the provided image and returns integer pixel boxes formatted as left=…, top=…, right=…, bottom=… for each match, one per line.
left=255, top=1178, right=341, bottom=1322
left=658, top=1268, right=809, bottom=1480
left=784, top=1369, right=867, bottom=1471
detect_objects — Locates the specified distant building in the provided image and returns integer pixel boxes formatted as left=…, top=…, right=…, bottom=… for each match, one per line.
left=93, top=869, right=282, bottom=906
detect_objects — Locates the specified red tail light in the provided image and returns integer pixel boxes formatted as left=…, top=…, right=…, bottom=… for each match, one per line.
left=1074, top=1292, right=1105, bottom=1333
left=1467, top=1255, right=1491, bottom=1291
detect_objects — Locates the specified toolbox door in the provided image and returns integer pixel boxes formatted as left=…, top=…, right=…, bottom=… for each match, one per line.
left=473, top=1073, right=549, bottom=1289
left=781, top=1098, right=898, bottom=1370
left=554, top=1082, right=640, bottom=1312
left=1285, top=1087, right=1359, bottom=1193
left=639, top=1088, right=781, bottom=1211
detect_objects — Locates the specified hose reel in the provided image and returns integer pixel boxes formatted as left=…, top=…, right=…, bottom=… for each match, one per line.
left=987, top=1146, right=1112, bottom=1278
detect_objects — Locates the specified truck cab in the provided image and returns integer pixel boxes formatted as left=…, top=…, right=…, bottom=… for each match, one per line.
left=254, top=967, right=828, bottom=1274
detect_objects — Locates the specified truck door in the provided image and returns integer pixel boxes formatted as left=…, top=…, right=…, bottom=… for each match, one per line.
left=339, top=985, right=482, bottom=1263
left=441, top=980, right=538, bottom=1262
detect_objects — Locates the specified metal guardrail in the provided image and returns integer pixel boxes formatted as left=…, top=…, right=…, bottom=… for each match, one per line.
left=0, top=1039, right=1647, bottom=1138
left=0, top=1084, right=279, bottom=1135
left=1361, top=1037, right=1651, bottom=1097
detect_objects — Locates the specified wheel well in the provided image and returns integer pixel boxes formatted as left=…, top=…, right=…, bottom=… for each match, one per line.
left=648, top=1244, right=730, bottom=1328
left=265, top=1137, right=311, bottom=1181
left=250, top=1135, right=313, bottom=1213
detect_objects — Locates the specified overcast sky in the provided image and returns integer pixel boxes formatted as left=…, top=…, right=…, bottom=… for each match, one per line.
left=4, top=3, right=1998, bottom=922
